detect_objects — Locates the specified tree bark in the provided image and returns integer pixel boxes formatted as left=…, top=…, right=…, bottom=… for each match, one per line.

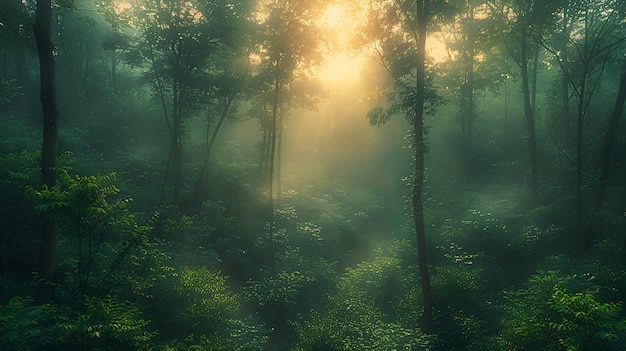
left=414, top=0, right=433, bottom=334
left=560, top=9, right=572, bottom=148
left=33, top=0, right=58, bottom=302
left=520, top=29, right=539, bottom=205
left=574, top=54, right=588, bottom=257
left=593, top=58, right=626, bottom=213
left=268, top=73, right=281, bottom=276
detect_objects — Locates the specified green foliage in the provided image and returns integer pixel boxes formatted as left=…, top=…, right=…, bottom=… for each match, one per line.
left=549, top=288, right=626, bottom=350
left=152, top=266, right=266, bottom=350
left=245, top=270, right=311, bottom=308
left=0, top=295, right=153, bottom=351
left=156, top=201, right=231, bottom=266
left=0, top=296, right=70, bottom=350
left=66, top=295, right=155, bottom=350
left=500, top=270, right=626, bottom=351
left=175, top=266, right=239, bottom=327
left=294, top=243, right=440, bottom=350
left=294, top=309, right=435, bottom=351
left=0, top=150, right=41, bottom=275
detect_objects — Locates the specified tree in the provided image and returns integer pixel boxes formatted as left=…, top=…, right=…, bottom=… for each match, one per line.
left=594, top=57, right=626, bottom=213
left=437, top=0, right=505, bottom=181
left=115, top=0, right=254, bottom=207
left=361, top=0, right=450, bottom=333
left=488, top=0, right=565, bottom=205
left=0, top=0, right=31, bottom=108
left=541, top=0, right=624, bottom=254
left=190, top=1, right=254, bottom=211
left=33, top=0, right=59, bottom=302
left=413, top=0, right=434, bottom=333
left=250, top=0, right=323, bottom=274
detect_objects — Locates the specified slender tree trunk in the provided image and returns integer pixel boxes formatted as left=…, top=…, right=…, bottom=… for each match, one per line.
left=414, top=0, right=433, bottom=334
left=562, top=70, right=572, bottom=147
left=268, top=73, right=281, bottom=276
left=460, top=90, right=467, bottom=180
left=147, top=42, right=173, bottom=210
left=276, top=108, right=283, bottom=205
left=193, top=95, right=235, bottom=209
left=466, top=55, right=474, bottom=180
left=574, top=59, right=588, bottom=257
left=259, top=125, right=269, bottom=188
left=504, top=73, right=511, bottom=155
left=465, top=3, right=475, bottom=181
left=560, top=10, right=572, bottom=147
left=111, top=48, right=117, bottom=93
left=12, top=29, right=30, bottom=94
left=520, top=29, right=539, bottom=205
left=33, top=0, right=58, bottom=303
left=172, top=75, right=181, bottom=203
left=531, top=44, right=539, bottom=113
left=593, top=58, right=626, bottom=213
left=172, top=40, right=183, bottom=204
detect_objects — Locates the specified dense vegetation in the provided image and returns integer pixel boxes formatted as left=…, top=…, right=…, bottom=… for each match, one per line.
left=1, top=0, right=625, bottom=350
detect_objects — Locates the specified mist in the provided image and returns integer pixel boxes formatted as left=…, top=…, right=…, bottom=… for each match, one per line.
left=1, top=0, right=625, bottom=350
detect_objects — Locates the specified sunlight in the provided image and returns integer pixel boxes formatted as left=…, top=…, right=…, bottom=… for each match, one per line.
left=323, top=5, right=343, bottom=28
left=427, top=37, right=448, bottom=63
left=319, top=52, right=365, bottom=81
left=317, top=3, right=367, bottom=81
left=114, top=2, right=131, bottom=14
left=322, top=3, right=346, bottom=30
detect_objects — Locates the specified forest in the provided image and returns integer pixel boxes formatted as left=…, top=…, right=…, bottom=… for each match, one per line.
left=1, top=0, right=625, bottom=350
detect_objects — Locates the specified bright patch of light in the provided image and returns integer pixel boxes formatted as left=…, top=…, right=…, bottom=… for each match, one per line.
left=317, top=3, right=366, bottom=81
left=427, top=37, right=448, bottom=63
left=323, top=5, right=343, bottom=28
left=319, top=52, right=365, bottom=81
left=115, top=2, right=131, bottom=14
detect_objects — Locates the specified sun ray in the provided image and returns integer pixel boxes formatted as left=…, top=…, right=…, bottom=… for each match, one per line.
left=317, top=2, right=366, bottom=81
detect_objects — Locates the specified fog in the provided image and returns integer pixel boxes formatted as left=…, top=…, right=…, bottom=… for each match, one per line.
left=1, top=0, right=625, bottom=350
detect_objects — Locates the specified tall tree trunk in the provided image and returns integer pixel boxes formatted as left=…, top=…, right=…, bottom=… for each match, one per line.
left=268, top=73, right=281, bottom=276
left=466, top=55, right=474, bottom=180
left=531, top=44, right=539, bottom=113
left=259, top=124, right=270, bottom=188
left=561, top=69, right=572, bottom=147
left=276, top=107, right=283, bottom=205
left=11, top=28, right=30, bottom=95
left=560, top=9, right=572, bottom=147
left=414, top=0, right=433, bottom=334
left=172, top=75, right=181, bottom=203
left=504, top=72, right=511, bottom=155
left=192, top=95, right=235, bottom=210
left=172, top=39, right=183, bottom=205
left=33, top=0, right=58, bottom=303
left=520, top=29, right=539, bottom=205
left=7, top=0, right=36, bottom=118
left=593, top=58, right=626, bottom=212
left=111, top=48, right=117, bottom=93
left=574, top=59, right=588, bottom=257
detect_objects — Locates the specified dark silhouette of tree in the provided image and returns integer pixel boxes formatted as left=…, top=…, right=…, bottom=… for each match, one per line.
left=540, top=0, right=624, bottom=255
left=33, top=0, right=58, bottom=302
left=125, top=0, right=253, bottom=207
left=413, top=0, right=434, bottom=332
left=489, top=0, right=565, bottom=206
left=437, top=0, right=505, bottom=181
left=361, top=0, right=450, bottom=333
left=1, top=0, right=37, bottom=118
left=250, top=0, right=323, bottom=275
left=594, top=57, right=626, bottom=213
